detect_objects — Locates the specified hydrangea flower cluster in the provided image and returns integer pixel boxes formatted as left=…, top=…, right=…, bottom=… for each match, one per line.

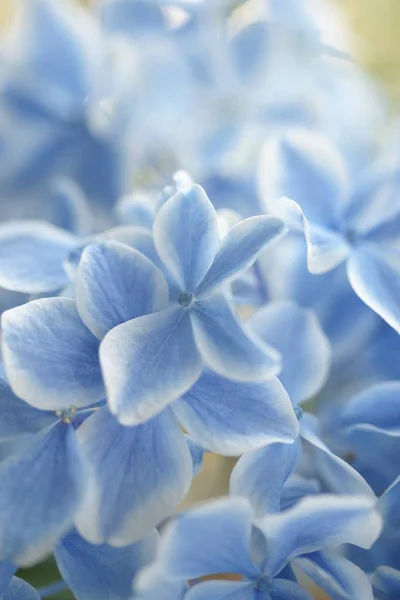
left=0, top=0, right=399, bottom=599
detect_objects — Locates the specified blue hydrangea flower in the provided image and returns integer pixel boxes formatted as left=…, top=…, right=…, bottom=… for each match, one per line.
left=77, top=184, right=286, bottom=425
left=260, top=128, right=400, bottom=333
left=134, top=495, right=382, bottom=600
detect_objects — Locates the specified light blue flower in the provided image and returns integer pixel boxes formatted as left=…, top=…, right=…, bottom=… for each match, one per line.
left=78, top=184, right=286, bottom=425
left=135, top=494, right=381, bottom=600
left=260, top=128, right=400, bottom=333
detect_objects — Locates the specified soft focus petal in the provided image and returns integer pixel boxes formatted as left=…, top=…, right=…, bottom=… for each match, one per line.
left=159, top=497, right=261, bottom=581
left=280, top=475, right=320, bottom=511
left=259, top=495, right=382, bottom=576
left=196, top=216, right=286, bottom=297
left=339, top=381, right=400, bottom=435
left=295, top=552, right=374, bottom=600
left=248, top=302, right=331, bottom=405
left=0, top=362, right=56, bottom=441
left=3, top=577, right=40, bottom=600
left=372, top=566, right=400, bottom=600
left=48, top=178, right=92, bottom=237
left=191, top=295, right=280, bottom=382
left=76, top=241, right=169, bottom=339
left=0, top=563, right=16, bottom=595
left=100, top=307, right=202, bottom=425
left=185, top=435, right=205, bottom=478
left=153, top=185, right=220, bottom=292
left=0, top=422, right=88, bottom=566
left=134, top=564, right=188, bottom=600
left=259, top=129, right=348, bottom=227
left=174, top=370, right=298, bottom=456
left=230, top=441, right=300, bottom=517
left=347, top=246, right=400, bottom=333
left=75, top=407, right=192, bottom=545
left=379, top=475, right=400, bottom=529
left=185, top=581, right=256, bottom=600
left=300, top=415, right=374, bottom=498
left=2, top=298, right=104, bottom=411
left=54, top=528, right=158, bottom=600
left=302, top=218, right=350, bottom=275
left=269, top=579, right=314, bottom=600
left=0, top=221, right=76, bottom=293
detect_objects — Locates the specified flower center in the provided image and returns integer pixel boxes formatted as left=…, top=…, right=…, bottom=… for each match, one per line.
left=255, top=576, right=273, bottom=594
left=178, top=291, right=194, bottom=308
left=56, top=407, right=77, bottom=424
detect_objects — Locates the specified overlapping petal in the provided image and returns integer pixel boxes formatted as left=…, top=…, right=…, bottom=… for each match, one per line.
left=372, top=566, right=400, bottom=600
left=302, top=219, right=350, bottom=275
left=248, top=302, right=331, bottom=405
left=0, top=363, right=57, bottom=441
left=75, top=407, right=192, bottom=545
left=259, top=130, right=348, bottom=227
left=186, top=580, right=256, bottom=600
left=191, top=294, right=280, bottom=382
left=2, top=298, right=104, bottom=410
left=230, top=441, right=300, bottom=517
left=0, top=422, right=88, bottom=566
left=196, top=216, right=286, bottom=297
left=0, top=221, right=76, bottom=293
left=3, top=577, right=40, bottom=600
left=76, top=241, right=169, bottom=339
left=339, top=381, right=400, bottom=435
left=259, top=495, right=382, bottom=576
left=54, top=528, right=158, bottom=600
left=269, top=579, right=314, bottom=600
left=153, top=185, right=220, bottom=292
left=347, top=246, right=400, bottom=333
left=295, top=552, right=374, bottom=600
left=174, top=370, right=298, bottom=456
left=159, top=497, right=261, bottom=581
left=100, top=307, right=203, bottom=425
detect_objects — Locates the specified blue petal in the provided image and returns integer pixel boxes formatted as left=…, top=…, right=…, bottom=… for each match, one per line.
left=372, top=566, right=400, bottom=600
left=159, top=497, right=261, bottom=581
left=302, top=218, right=350, bottom=275
left=280, top=475, right=320, bottom=512
left=259, top=130, right=348, bottom=227
left=54, top=528, right=158, bottom=600
left=134, top=564, right=188, bottom=600
left=3, top=577, right=40, bottom=600
left=295, top=551, right=374, bottom=600
left=98, top=226, right=160, bottom=267
left=269, top=579, right=314, bottom=600
left=300, top=415, right=374, bottom=498
left=379, top=475, right=400, bottom=529
left=48, top=178, right=92, bottom=237
left=230, top=441, right=300, bottom=517
left=115, top=194, right=154, bottom=229
left=0, top=362, right=57, bottom=441
left=99, top=0, right=166, bottom=37
left=248, top=302, right=331, bottom=405
left=0, top=563, right=16, bottom=595
left=76, top=241, right=169, bottom=339
left=185, top=581, right=256, bottom=600
left=185, top=435, right=205, bottom=478
left=153, top=185, right=220, bottom=292
left=0, top=221, right=76, bottom=293
left=347, top=246, right=400, bottom=333
left=75, top=407, right=192, bottom=545
left=259, top=495, right=382, bottom=577
left=2, top=298, right=104, bottom=411
left=196, top=216, right=286, bottom=297
left=339, top=381, right=400, bottom=435
left=174, top=370, right=298, bottom=456
left=191, top=294, right=280, bottom=382
left=100, top=307, right=202, bottom=426
left=0, top=422, right=88, bottom=566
